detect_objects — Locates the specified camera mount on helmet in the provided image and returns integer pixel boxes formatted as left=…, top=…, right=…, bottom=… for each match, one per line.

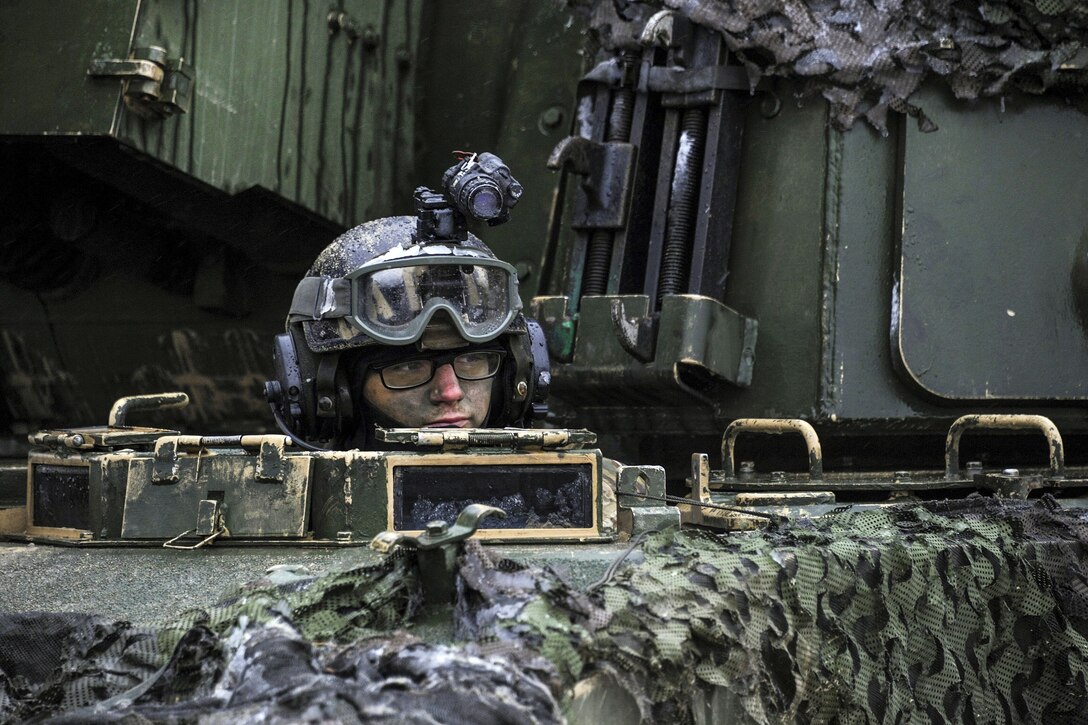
left=415, top=152, right=523, bottom=243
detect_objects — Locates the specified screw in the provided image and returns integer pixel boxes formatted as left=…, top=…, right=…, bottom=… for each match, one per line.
left=516, top=381, right=528, bottom=397
left=336, top=530, right=352, bottom=542
left=739, top=461, right=756, bottom=474
left=540, top=106, right=564, bottom=129
left=770, top=470, right=786, bottom=482
left=760, top=91, right=782, bottom=119
left=317, top=396, right=334, bottom=412
left=361, top=26, right=380, bottom=49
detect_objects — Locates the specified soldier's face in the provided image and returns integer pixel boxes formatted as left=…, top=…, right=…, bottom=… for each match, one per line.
left=362, top=362, right=492, bottom=428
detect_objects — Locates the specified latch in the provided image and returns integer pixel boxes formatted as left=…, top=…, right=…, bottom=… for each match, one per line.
left=371, top=504, right=506, bottom=605
left=87, top=46, right=194, bottom=118
left=163, top=498, right=228, bottom=550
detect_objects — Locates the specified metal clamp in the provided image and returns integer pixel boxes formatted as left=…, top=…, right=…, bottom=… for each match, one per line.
left=721, top=418, right=823, bottom=480
left=945, top=414, right=1065, bottom=480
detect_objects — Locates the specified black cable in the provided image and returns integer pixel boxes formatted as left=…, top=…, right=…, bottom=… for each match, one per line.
left=617, top=490, right=781, bottom=522
left=268, top=401, right=328, bottom=452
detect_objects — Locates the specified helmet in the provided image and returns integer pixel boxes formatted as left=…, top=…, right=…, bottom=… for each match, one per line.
left=265, top=215, right=550, bottom=448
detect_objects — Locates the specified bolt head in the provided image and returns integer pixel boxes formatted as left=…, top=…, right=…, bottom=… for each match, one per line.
left=426, top=520, right=448, bottom=535
left=317, top=396, right=334, bottom=412
left=540, top=106, right=564, bottom=128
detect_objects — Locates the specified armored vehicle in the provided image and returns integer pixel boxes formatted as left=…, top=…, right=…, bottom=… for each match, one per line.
left=1, top=0, right=1088, bottom=722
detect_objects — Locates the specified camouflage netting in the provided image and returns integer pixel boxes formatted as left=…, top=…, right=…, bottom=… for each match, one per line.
left=3, top=497, right=1088, bottom=723
left=578, top=0, right=1088, bottom=132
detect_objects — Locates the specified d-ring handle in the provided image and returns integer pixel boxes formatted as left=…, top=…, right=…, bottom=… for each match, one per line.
left=721, top=419, right=823, bottom=480
left=945, top=414, right=1064, bottom=480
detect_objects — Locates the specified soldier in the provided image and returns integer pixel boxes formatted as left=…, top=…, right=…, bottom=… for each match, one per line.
left=265, top=154, right=549, bottom=451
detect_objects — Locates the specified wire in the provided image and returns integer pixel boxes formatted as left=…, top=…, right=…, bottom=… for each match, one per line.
left=267, top=401, right=328, bottom=452
left=617, top=490, right=782, bottom=522
left=587, top=529, right=658, bottom=593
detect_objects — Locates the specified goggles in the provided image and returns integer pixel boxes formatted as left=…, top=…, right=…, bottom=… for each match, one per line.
left=345, top=255, right=520, bottom=344
left=290, top=253, right=521, bottom=346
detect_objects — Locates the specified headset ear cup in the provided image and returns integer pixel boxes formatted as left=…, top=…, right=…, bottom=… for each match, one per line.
left=525, top=318, right=551, bottom=421
left=270, top=332, right=306, bottom=434
left=287, top=326, right=321, bottom=439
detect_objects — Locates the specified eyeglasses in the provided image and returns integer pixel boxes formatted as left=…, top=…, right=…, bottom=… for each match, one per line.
left=372, top=350, right=505, bottom=390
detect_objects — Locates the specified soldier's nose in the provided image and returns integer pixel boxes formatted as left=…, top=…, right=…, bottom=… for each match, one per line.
left=430, top=363, right=464, bottom=402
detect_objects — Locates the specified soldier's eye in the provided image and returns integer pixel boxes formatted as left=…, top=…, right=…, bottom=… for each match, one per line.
left=454, top=352, right=501, bottom=379
left=381, top=359, right=434, bottom=388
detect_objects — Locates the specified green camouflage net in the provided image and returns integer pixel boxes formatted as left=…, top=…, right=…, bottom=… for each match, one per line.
left=465, top=497, right=1088, bottom=722
left=578, top=0, right=1088, bottom=132
left=157, top=549, right=422, bottom=654
left=5, top=498, right=1088, bottom=723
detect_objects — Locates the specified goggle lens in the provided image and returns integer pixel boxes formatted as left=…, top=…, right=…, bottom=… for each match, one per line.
left=355, top=261, right=514, bottom=343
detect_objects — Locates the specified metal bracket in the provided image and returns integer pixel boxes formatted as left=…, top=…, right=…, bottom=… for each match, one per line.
left=88, top=46, right=195, bottom=118
left=371, top=504, right=506, bottom=605
left=152, top=437, right=182, bottom=483
left=616, top=465, right=678, bottom=535
left=945, top=414, right=1065, bottom=480
left=547, top=137, right=636, bottom=229
left=609, top=298, right=657, bottom=362
left=151, top=434, right=292, bottom=483
left=721, top=419, right=824, bottom=481
left=255, top=437, right=288, bottom=482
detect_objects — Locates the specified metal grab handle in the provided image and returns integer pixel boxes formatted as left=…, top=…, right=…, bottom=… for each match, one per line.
left=721, top=418, right=823, bottom=480
left=945, top=414, right=1065, bottom=480
left=109, top=392, right=189, bottom=427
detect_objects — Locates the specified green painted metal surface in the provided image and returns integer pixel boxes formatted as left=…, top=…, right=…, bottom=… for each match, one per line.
left=0, top=0, right=138, bottom=135
left=895, top=85, right=1088, bottom=401
left=414, top=2, right=585, bottom=303
left=120, top=0, right=421, bottom=226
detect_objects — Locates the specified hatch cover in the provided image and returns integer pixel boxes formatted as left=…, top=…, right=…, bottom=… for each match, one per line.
left=894, top=87, right=1088, bottom=401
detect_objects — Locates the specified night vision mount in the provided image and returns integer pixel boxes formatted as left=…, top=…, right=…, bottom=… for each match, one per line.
left=414, top=152, right=523, bottom=243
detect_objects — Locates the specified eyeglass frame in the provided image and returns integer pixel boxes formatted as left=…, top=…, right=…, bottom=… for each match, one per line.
left=369, top=349, right=507, bottom=390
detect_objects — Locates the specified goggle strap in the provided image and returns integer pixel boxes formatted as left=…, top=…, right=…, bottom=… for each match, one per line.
left=287, top=277, right=352, bottom=322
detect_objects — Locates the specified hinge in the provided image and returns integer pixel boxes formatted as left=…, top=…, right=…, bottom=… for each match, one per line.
left=88, top=45, right=194, bottom=119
